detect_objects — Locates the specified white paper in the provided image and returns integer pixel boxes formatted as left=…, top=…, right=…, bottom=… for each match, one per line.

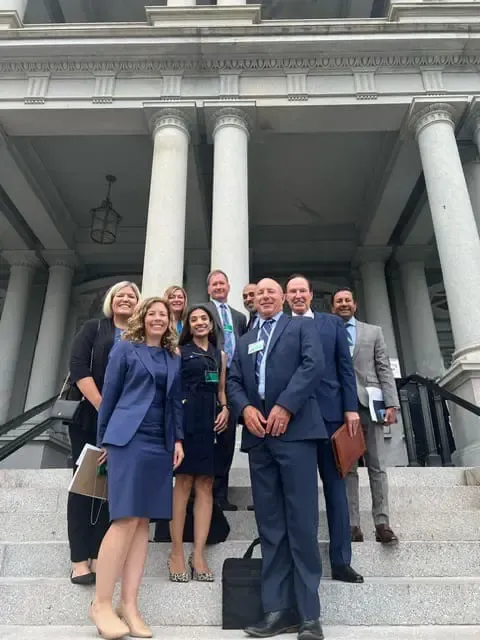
left=389, top=357, right=401, bottom=379
left=366, top=386, right=386, bottom=423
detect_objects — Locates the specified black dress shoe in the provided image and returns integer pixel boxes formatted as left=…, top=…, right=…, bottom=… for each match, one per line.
left=298, top=619, right=324, bottom=640
left=244, top=610, right=300, bottom=637
left=216, top=499, right=238, bottom=511
left=247, top=504, right=255, bottom=511
left=70, top=570, right=95, bottom=586
left=331, top=564, right=364, bottom=584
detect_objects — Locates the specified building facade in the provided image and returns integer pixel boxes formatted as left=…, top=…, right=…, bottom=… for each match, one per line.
left=1, top=0, right=480, bottom=467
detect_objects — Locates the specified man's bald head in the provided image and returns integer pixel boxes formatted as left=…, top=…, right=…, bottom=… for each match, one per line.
left=255, top=278, right=285, bottom=319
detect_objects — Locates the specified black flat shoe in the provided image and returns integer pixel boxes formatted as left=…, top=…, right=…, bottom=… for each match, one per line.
left=70, top=570, right=96, bottom=585
left=298, top=619, right=324, bottom=640
left=331, top=564, right=364, bottom=584
left=216, top=499, right=238, bottom=512
left=244, top=610, right=299, bottom=637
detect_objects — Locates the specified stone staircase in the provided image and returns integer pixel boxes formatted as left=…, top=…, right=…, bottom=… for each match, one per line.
left=0, top=467, right=480, bottom=639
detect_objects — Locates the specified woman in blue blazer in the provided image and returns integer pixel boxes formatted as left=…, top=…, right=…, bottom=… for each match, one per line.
left=89, top=297, right=184, bottom=640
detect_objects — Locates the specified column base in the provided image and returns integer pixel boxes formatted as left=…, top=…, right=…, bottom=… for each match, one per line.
left=0, top=11, right=23, bottom=29
left=146, top=5, right=260, bottom=28
left=440, top=343, right=480, bottom=466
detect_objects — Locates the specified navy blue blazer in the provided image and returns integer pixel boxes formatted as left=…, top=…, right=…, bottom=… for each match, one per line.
left=227, top=314, right=328, bottom=451
left=97, top=341, right=183, bottom=452
left=312, top=312, right=358, bottom=427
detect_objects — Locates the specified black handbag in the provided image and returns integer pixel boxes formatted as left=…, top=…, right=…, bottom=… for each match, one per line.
left=153, top=498, right=230, bottom=544
left=222, top=537, right=262, bottom=630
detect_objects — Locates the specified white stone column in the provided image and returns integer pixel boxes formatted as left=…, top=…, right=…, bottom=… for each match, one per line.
left=142, top=110, right=190, bottom=298
left=356, top=247, right=399, bottom=359
left=464, top=159, right=480, bottom=236
left=25, top=252, right=76, bottom=410
left=167, top=0, right=196, bottom=6
left=185, top=262, right=209, bottom=305
left=412, top=104, right=480, bottom=352
left=0, top=0, right=27, bottom=27
left=211, top=108, right=250, bottom=312
left=411, top=103, right=480, bottom=465
left=0, top=251, right=39, bottom=423
left=395, top=247, right=444, bottom=379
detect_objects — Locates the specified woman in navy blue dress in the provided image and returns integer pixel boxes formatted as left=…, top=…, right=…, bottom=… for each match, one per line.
left=90, top=297, right=184, bottom=640
left=168, top=305, right=229, bottom=582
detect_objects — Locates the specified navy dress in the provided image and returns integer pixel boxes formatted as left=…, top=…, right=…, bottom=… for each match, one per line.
left=176, top=342, right=221, bottom=477
left=106, top=347, right=173, bottom=521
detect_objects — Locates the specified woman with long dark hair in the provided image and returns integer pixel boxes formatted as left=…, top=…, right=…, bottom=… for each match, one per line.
left=168, top=305, right=229, bottom=582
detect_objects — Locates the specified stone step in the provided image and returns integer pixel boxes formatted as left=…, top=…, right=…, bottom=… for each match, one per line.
left=0, top=466, right=468, bottom=489
left=2, top=576, right=480, bottom=625
left=2, top=508, right=480, bottom=543
left=2, top=626, right=480, bottom=640
left=1, top=484, right=479, bottom=514
left=2, top=540, right=480, bottom=579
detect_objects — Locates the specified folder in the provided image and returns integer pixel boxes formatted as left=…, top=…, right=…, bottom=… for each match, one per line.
left=68, top=444, right=107, bottom=500
left=331, top=423, right=366, bottom=479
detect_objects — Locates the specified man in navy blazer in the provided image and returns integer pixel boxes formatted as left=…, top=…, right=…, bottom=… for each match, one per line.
left=285, top=275, right=363, bottom=585
left=228, top=278, right=326, bottom=640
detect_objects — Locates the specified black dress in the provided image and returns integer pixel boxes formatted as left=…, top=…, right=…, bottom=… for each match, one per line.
left=176, top=341, right=221, bottom=477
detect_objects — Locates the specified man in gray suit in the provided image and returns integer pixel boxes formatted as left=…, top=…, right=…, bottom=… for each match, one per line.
left=332, top=288, right=399, bottom=546
left=205, top=269, right=247, bottom=511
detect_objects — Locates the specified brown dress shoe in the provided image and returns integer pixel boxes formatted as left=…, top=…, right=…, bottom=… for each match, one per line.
left=375, top=524, right=399, bottom=546
left=350, top=526, right=364, bottom=542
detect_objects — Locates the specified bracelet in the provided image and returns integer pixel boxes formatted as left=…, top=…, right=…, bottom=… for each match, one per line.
left=221, top=404, right=229, bottom=410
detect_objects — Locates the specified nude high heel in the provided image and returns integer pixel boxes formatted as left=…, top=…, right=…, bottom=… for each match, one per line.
left=88, top=601, right=129, bottom=640
left=116, top=603, right=153, bottom=638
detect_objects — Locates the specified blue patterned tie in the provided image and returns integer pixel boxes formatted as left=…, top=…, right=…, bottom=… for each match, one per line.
left=255, top=319, right=275, bottom=384
left=220, top=304, right=234, bottom=367
left=346, top=321, right=354, bottom=356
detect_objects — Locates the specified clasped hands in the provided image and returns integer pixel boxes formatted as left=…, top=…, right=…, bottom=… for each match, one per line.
left=243, top=404, right=291, bottom=438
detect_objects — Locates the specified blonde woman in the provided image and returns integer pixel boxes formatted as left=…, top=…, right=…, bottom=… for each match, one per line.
left=164, top=285, right=188, bottom=334
left=68, top=281, right=140, bottom=585
left=89, top=297, right=184, bottom=639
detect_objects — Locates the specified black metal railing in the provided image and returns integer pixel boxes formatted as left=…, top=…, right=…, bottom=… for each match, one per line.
left=398, top=374, right=480, bottom=467
left=0, top=396, right=57, bottom=463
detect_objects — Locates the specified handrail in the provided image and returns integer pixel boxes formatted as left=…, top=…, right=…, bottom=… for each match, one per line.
left=0, top=396, right=57, bottom=438
left=399, top=374, right=480, bottom=417
left=0, top=417, right=54, bottom=463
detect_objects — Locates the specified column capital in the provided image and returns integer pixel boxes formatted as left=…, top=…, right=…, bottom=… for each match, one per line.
left=409, top=103, right=456, bottom=138
left=148, top=108, right=191, bottom=140
left=1, top=249, right=41, bottom=270
left=394, top=245, right=433, bottom=265
left=354, top=246, right=392, bottom=267
left=212, top=107, right=251, bottom=138
left=204, top=100, right=256, bottom=140
left=42, top=250, right=79, bottom=270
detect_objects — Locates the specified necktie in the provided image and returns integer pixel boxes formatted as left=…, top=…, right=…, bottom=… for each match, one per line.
left=220, top=304, right=234, bottom=366
left=248, top=313, right=256, bottom=331
left=346, top=322, right=354, bottom=356
left=255, top=319, right=275, bottom=384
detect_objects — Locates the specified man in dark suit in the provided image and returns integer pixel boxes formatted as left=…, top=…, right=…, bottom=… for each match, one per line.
left=205, top=269, right=247, bottom=511
left=285, top=275, right=363, bottom=585
left=243, top=282, right=259, bottom=331
left=228, top=278, right=326, bottom=640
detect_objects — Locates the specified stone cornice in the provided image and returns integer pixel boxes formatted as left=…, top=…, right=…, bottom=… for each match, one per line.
left=2, top=52, right=480, bottom=75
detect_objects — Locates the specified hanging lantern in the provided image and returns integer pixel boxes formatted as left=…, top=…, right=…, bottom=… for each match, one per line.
left=90, top=174, right=122, bottom=245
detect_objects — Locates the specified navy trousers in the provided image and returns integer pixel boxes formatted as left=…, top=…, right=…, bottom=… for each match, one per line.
left=249, top=438, right=322, bottom=621
left=317, top=421, right=352, bottom=568
left=213, top=412, right=237, bottom=503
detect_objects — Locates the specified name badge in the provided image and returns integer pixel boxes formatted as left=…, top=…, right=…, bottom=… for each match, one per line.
left=248, top=340, right=264, bottom=355
left=224, top=323, right=233, bottom=333
left=205, top=371, right=219, bottom=383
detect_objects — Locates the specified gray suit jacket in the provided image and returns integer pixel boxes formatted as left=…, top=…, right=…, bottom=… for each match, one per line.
left=352, top=319, right=399, bottom=410
left=204, top=301, right=247, bottom=353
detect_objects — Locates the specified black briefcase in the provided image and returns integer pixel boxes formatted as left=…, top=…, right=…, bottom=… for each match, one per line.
left=222, top=538, right=262, bottom=629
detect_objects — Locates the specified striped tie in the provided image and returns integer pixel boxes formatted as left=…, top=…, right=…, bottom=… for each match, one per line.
left=346, top=322, right=354, bottom=356
left=255, top=319, right=275, bottom=384
left=220, top=304, right=234, bottom=367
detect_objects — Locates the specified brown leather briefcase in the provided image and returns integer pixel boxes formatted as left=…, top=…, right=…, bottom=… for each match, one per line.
left=331, top=423, right=366, bottom=479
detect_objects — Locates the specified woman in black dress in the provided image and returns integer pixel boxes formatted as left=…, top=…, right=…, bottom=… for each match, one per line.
left=168, top=305, right=229, bottom=582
